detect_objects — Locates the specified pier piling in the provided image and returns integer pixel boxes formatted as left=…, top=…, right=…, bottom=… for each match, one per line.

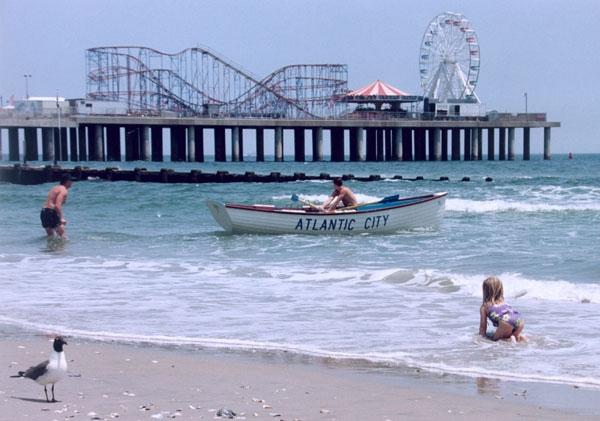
left=125, top=126, right=141, bottom=161
left=402, top=128, right=412, bottom=161
left=451, top=128, right=460, bottom=161
left=69, top=127, right=78, bottom=161
left=8, top=128, right=19, bottom=161
left=93, top=125, right=105, bottom=161
left=256, top=128, right=265, bottom=162
left=141, top=126, right=151, bottom=161
left=393, top=127, right=402, bottom=161
left=433, top=128, right=441, bottom=161
left=366, top=128, right=376, bottom=161
left=231, top=126, right=241, bottom=162
left=427, top=128, right=435, bottom=161
left=106, top=125, right=120, bottom=161
left=523, top=127, right=531, bottom=161
left=187, top=126, right=196, bottom=162
left=376, top=129, right=384, bottom=161
left=477, top=128, right=483, bottom=160
left=24, top=127, right=38, bottom=162
left=487, top=128, right=495, bottom=160
left=42, top=128, right=54, bottom=161
left=78, top=126, right=87, bottom=161
left=349, top=127, right=359, bottom=161
left=384, top=129, right=392, bottom=161
left=441, top=129, right=448, bottom=161
left=544, top=127, right=551, bottom=160
left=508, top=127, right=515, bottom=160
left=194, top=126, right=204, bottom=162
left=499, top=128, right=506, bottom=160
left=151, top=126, right=163, bottom=162
left=274, top=127, right=283, bottom=162
left=215, top=127, right=226, bottom=162
left=471, top=128, right=479, bottom=161
left=331, top=128, right=344, bottom=162
left=170, top=126, right=186, bottom=162
left=415, top=128, right=426, bottom=161
left=56, top=128, right=68, bottom=161
left=294, top=128, right=305, bottom=162
left=464, top=128, right=471, bottom=161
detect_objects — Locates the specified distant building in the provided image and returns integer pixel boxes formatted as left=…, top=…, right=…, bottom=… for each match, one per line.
left=14, top=97, right=68, bottom=116
left=68, top=98, right=128, bottom=115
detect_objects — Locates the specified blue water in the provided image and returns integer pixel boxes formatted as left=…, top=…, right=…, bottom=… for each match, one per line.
left=1, top=154, right=599, bottom=388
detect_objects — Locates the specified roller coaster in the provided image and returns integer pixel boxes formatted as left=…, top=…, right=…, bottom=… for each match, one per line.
left=86, top=46, right=349, bottom=119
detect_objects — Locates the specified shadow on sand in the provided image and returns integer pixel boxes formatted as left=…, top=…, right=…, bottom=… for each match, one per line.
left=11, top=396, right=60, bottom=404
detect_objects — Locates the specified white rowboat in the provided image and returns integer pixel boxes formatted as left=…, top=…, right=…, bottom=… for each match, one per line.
left=207, top=192, right=447, bottom=234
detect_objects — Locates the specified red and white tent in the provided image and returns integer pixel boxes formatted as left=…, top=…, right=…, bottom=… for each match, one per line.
left=343, top=80, right=421, bottom=110
left=346, top=80, right=410, bottom=98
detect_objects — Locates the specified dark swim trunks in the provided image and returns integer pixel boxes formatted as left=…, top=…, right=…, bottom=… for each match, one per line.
left=40, top=208, right=60, bottom=229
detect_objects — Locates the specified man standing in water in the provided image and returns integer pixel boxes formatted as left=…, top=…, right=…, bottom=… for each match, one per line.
left=40, top=174, right=73, bottom=239
left=323, top=178, right=358, bottom=211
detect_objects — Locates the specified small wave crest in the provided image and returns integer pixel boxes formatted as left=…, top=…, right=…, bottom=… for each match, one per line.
left=1, top=253, right=596, bottom=304
left=446, top=198, right=600, bottom=213
left=393, top=270, right=600, bottom=303
left=272, top=193, right=381, bottom=204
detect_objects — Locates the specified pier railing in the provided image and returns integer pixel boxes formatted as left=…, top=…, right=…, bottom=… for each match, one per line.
left=0, top=108, right=548, bottom=123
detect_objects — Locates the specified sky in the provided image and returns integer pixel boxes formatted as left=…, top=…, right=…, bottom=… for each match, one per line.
left=0, top=0, right=599, bottom=153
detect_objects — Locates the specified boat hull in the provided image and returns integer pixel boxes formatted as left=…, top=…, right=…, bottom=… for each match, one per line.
left=207, top=192, right=447, bottom=235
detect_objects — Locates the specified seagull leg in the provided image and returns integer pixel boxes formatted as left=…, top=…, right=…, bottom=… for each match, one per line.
left=51, top=384, right=56, bottom=402
left=44, top=385, right=50, bottom=402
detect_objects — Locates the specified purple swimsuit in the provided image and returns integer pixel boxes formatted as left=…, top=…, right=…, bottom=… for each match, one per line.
left=487, top=302, right=523, bottom=329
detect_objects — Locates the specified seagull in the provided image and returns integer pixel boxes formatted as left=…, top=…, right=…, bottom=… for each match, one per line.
left=11, top=337, right=68, bottom=402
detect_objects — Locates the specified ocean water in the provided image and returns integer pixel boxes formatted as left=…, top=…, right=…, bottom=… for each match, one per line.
left=0, top=154, right=599, bottom=388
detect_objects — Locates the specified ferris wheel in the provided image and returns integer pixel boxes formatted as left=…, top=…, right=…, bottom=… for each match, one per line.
left=419, top=12, right=480, bottom=103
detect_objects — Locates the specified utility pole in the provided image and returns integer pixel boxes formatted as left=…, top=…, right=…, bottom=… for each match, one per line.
left=55, top=91, right=61, bottom=166
left=24, top=74, right=32, bottom=99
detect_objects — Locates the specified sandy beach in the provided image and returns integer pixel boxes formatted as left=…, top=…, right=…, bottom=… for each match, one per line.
left=1, top=335, right=597, bottom=421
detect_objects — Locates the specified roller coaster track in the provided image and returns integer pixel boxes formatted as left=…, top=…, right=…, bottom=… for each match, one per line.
left=86, top=46, right=348, bottom=118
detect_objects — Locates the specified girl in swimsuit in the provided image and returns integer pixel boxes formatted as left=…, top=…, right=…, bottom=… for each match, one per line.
left=479, top=276, right=526, bottom=342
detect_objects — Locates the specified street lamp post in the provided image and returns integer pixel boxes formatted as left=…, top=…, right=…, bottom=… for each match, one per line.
left=24, top=74, right=32, bottom=99
left=55, top=92, right=61, bottom=166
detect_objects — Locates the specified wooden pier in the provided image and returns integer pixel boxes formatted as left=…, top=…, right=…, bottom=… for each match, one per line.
left=0, top=114, right=559, bottom=163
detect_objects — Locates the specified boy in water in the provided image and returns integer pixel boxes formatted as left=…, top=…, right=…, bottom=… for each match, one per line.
left=41, top=174, right=74, bottom=239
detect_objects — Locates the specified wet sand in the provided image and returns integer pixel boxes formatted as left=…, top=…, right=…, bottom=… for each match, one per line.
left=1, top=336, right=597, bottom=421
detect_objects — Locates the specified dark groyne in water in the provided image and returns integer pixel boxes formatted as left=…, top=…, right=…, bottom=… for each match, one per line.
left=0, top=164, right=487, bottom=185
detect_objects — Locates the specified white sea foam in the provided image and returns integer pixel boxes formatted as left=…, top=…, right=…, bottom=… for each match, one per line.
left=446, top=198, right=600, bottom=213
left=384, top=269, right=600, bottom=303
left=272, top=193, right=381, bottom=204
left=2, top=253, right=597, bottom=304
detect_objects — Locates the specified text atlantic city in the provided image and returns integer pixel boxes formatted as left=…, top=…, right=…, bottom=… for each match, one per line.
left=294, top=214, right=389, bottom=232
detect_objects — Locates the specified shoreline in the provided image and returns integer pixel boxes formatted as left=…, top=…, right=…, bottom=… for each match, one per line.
left=1, top=332, right=598, bottom=420
left=3, top=319, right=599, bottom=390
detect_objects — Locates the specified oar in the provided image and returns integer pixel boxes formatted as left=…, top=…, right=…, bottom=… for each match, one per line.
left=291, top=194, right=322, bottom=210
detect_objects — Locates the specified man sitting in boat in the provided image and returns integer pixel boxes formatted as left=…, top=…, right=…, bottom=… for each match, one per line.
left=323, top=178, right=358, bottom=211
